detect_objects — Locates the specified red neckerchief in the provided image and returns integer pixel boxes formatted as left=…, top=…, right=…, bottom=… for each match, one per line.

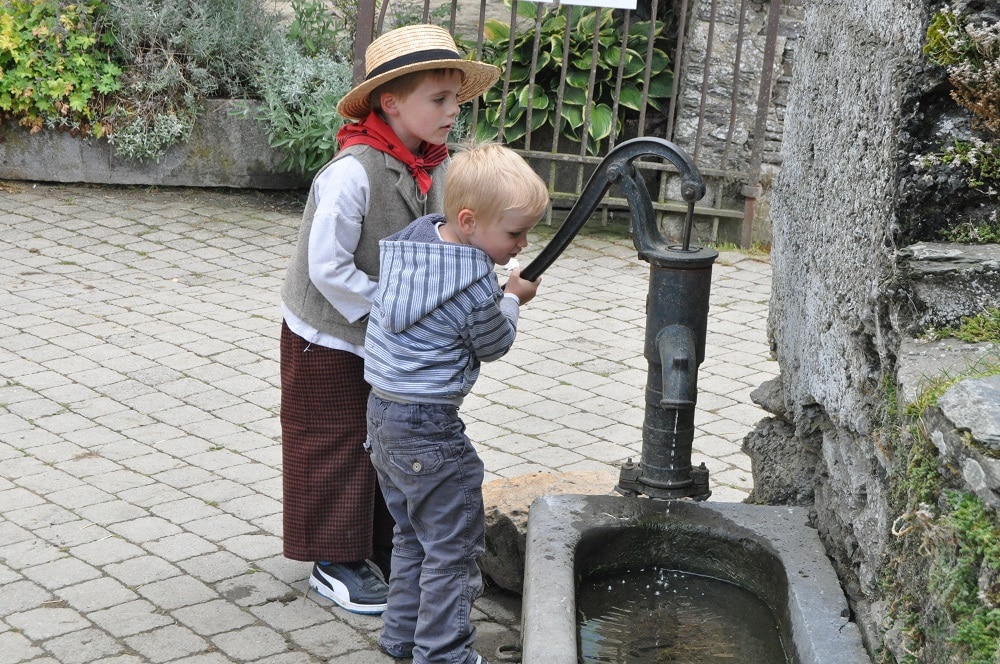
left=336, top=112, right=449, bottom=195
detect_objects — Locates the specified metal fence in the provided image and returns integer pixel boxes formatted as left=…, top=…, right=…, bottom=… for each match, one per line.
left=354, top=0, right=796, bottom=246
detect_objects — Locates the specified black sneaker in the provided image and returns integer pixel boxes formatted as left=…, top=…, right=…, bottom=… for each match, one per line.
left=309, top=561, right=388, bottom=615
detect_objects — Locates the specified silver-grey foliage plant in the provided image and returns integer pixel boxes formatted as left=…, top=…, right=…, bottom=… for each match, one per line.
left=241, top=37, right=353, bottom=175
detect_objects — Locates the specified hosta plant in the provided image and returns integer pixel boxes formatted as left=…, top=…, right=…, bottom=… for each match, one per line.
left=475, top=3, right=672, bottom=154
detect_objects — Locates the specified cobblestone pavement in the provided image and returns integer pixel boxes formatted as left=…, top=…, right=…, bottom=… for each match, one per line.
left=0, top=182, right=776, bottom=663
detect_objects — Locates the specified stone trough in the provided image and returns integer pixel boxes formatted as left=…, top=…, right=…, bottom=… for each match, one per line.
left=520, top=494, right=870, bottom=664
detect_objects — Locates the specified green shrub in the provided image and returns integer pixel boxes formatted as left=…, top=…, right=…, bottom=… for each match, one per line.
left=925, top=8, right=1000, bottom=136
left=0, top=0, right=121, bottom=135
left=286, top=0, right=373, bottom=61
left=474, top=4, right=673, bottom=154
left=242, top=0, right=457, bottom=176
left=240, top=37, right=352, bottom=175
left=102, top=0, right=282, bottom=162
left=1, top=0, right=488, bottom=172
left=919, top=6, right=1000, bottom=197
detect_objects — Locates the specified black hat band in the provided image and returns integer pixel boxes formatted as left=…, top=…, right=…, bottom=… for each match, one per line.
left=366, top=48, right=463, bottom=80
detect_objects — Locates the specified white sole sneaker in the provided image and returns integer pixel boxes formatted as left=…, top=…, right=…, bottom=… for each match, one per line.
left=309, top=562, right=388, bottom=615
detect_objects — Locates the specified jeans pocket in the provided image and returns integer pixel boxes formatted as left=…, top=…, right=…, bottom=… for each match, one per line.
left=388, top=445, right=445, bottom=476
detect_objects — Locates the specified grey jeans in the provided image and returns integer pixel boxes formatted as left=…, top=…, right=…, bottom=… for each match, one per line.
left=366, top=393, right=486, bottom=664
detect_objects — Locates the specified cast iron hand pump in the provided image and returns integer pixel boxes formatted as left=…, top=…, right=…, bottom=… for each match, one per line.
left=523, top=137, right=718, bottom=500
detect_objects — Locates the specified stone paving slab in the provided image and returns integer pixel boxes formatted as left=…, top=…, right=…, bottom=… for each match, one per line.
left=0, top=182, right=776, bottom=663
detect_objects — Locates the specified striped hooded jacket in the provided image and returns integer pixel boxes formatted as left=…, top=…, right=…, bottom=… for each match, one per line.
left=364, top=213, right=520, bottom=405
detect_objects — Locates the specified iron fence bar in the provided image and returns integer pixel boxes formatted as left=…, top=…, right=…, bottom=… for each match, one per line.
left=544, top=193, right=745, bottom=220
left=665, top=0, right=688, bottom=142
left=741, top=0, right=782, bottom=248
left=524, top=4, right=545, bottom=151
left=658, top=0, right=685, bottom=241
left=577, top=8, right=603, bottom=199
left=546, top=4, right=576, bottom=226
left=497, top=0, right=518, bottom=140
left=422, top=0, right=430, bottom=23
left=467, top=0, right=489, bottom=137
left=712, top=0, right=750, bottom=242
left=693, top=0, right=719, bottom=161
left=375, top=0, right=390, bottom=35
left=353, top=1, right=376, bottom=84
left=637, top=0, right=659, bottom=135
left=516, top=148, right=746, bottom=180
left=721, top=0, right=750, bottom=173
left=608, top=10, right=632, bottom=149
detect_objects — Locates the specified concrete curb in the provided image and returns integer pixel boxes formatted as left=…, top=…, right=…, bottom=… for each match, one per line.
left=0, top=100, right=309, bottom=190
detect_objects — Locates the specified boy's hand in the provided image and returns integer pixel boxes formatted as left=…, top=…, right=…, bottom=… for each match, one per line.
left=504, top=268, right=540, bottom=305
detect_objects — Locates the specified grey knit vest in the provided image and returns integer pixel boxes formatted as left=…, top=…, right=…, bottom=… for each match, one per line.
left=281, top=144, right=448, bottom=346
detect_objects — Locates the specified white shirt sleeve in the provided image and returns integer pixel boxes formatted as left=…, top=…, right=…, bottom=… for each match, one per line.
left=307, top=156, right=376, bottom=323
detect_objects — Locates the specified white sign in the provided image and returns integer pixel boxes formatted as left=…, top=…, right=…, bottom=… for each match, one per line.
left=522, top=0, right=637, bottom=8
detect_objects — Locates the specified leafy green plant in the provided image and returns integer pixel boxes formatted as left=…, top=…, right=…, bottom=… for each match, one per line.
left=925, top=8, right=1000, bottom=136
left=475, top=4, right=673, bottom=154
left=2, top=0, right=482, bottom=172
left=241, top=0, right=459, bottom=176
left=919, top=6, right=1000, bottom=196
left=240, top=37, right=353, bottom=175
left=286, top=0, right=353, bottom=59
left=0, top=0, right=121, bottom=135
left=102, top=0, right=281, bottom=162
left=385, top=0, right=453, bottom=32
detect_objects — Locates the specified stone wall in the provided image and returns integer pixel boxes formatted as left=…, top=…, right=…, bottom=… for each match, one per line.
left=0, top=100, right=307, bottom=190
left=747, top=0, right=928, bottom=652
left=745, top=0, right=1000, bottom=658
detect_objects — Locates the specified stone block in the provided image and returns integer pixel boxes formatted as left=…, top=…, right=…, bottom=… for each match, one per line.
left=898, top=243, right=1000, bottom=333
left=923, top=375, right=1000, bottom=511
left=480, top=470, right=618, bottom=594
left=896, top=338, right=1000, bottom=407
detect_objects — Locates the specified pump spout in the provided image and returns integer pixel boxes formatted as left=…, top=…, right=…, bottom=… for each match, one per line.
left=617, top=324, right=708, bottom=498
left=658, top=325, right=697, bottom=410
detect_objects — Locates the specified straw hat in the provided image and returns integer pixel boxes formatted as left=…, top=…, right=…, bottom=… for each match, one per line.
left=337, top=24, right=501, bottom=121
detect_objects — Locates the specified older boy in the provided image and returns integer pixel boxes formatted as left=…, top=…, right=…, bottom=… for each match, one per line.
left=280, top=25, right=499, bottom=615
left=364, top=143, right=549, bottom=664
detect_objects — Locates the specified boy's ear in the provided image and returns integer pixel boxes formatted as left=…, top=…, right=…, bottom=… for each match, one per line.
left=456, top=209, right=476, bottom=235
left=380, top=92, right=399, bottom=117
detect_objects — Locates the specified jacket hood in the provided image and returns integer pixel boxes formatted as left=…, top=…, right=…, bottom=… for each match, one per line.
left=377, top=232, right=492, bottom=333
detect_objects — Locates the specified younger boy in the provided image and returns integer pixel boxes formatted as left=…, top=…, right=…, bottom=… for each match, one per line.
left=364, top=143, right=549, bottom=664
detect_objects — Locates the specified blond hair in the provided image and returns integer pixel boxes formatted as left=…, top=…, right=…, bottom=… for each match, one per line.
left=444, top=143, right=549, bottom=223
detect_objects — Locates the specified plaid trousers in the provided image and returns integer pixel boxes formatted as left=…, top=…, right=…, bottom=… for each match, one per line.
left=280, top=321, right=393, bottom=561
